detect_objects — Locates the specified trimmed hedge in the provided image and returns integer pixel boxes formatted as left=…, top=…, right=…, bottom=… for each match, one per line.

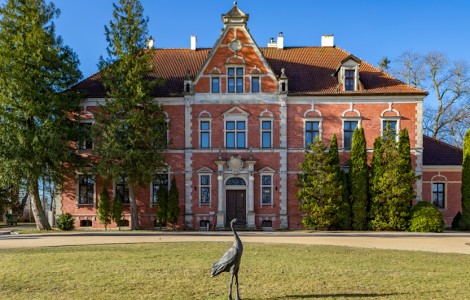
left=409, top=201, right=445, bottom=233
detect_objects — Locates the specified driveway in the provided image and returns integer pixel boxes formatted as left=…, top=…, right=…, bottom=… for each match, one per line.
left=1, top=227, right=470, bottom=254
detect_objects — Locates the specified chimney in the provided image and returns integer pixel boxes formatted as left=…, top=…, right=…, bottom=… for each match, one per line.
left=146, top=36, right=155, bottom=49
left=277, top=32, right=284, bottom=49
left=267, top=37, right=277, bottom=48
left=190, top=35, right=197, bottom=51
left=321, top=34, right=334, bottom=47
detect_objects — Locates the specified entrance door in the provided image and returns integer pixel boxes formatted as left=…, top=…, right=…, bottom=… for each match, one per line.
left=226, top=190, right=246, bottom=226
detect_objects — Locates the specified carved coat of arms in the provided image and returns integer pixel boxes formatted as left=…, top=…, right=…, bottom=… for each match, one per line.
left=227, top=155, right=244, bottom=175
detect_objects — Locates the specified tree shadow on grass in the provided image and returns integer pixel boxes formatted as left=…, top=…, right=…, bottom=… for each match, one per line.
left=254, top=292, right=407, bottom=299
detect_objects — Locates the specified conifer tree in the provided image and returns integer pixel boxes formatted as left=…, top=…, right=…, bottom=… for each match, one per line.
left=167, top=177, right=180, bottom=230
left=369, top=130, right=416, bottom=230
left=93, top=0, right=167, bottom=230
left=98, top=188, right=112, bottom=230
left=350, top=127, right=368, bottom=230
left=156, top=185, right=168, bottom=230
left=459, top=130, right=470, bottom=229
left=329, top=134, right=350, bottom=229
left=399, top=128, right=412, bottom=174
left=369, top=137, right=385, bottom=228
left=112, top=193, right=124, bottom=230
left=0, top=0, right=82, bottom=230
left=297, top=137, right=342, bottom=229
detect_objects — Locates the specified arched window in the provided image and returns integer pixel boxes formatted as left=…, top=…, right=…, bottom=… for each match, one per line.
left=226, top=177, right=246, bottom=186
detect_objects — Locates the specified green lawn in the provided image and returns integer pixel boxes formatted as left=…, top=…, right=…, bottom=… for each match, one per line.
left=1, top=242, right=469, bottom=299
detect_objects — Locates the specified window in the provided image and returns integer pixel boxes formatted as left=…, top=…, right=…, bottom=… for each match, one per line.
left=78, top=123, right=93, bottom=150
left=345, top=70, right=355, bottom=91
left=343, top=121, right=357, bottom=150
left=432, top=183, right=445, bottom=209
left=211, top=77, right=220, bottom=93
left=382, top=120, right=398, bottom=139
left=225, top=120, right=246, bottom=148
left=152, top=174, right=169, bottom=205
left=78, top=174, right=94, bottom=205
left=80, top=220, right=92, bottom=227
left=116, top=176, right=130, bottom=204
left=251, top=77, right=260, bottom=93
left=199, top=174, right=211, bottom=205
left=200, top=120, right=210, bottom=148
left=261, top=120, right=272, bottom=148
left=228, top=67, right=244, bottom=93
left=305, top=121, right=319, bottom=148
left=261, top=175, right=273, bottom=205
left=261, top=220, right=272, bottom=228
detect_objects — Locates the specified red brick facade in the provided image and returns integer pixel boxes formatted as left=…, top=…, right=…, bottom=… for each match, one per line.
left=61, top=4, right=462, bottom=229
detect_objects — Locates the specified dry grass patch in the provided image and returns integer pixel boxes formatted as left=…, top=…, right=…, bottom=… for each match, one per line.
left=1, top=242, right=469, bottom=299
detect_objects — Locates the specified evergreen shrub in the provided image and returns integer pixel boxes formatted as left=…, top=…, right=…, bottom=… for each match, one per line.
left=452, top=211, right=462, bottom=229
left=409, top=201, right=444, bottom=233
left=57, top=213, right=74, bottom=231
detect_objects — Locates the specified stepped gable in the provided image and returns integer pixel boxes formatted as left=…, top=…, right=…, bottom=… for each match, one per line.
left=423, top=135, right=463, bottom=166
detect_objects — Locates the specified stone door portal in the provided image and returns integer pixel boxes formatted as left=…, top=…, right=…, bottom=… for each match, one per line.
left=226, top=190, right=246, bottom=226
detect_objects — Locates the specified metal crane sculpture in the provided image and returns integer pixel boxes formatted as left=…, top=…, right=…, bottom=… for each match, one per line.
left=211, top=218, right=243, bottom=300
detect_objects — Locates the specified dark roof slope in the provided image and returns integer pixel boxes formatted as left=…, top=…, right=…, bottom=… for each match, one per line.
left=423, top=136, right=463, bottom=166
left=74, top=47, right=426, bottom=97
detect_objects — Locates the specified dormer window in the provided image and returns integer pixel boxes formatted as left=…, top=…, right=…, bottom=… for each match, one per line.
left=228, top=67, right=244, bottom=93
left=345, top=70, right=355, bottom=91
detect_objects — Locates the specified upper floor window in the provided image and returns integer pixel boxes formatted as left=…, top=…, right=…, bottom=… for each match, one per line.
left=343, top=120, right=358, bottom=150
left=200, top=120, right=211, bottom=148
left=261, top=120, right=272, bottom=148
left=116, top=176, right=130, bottom=204
left=226, top=120, right=246, bottom=148
left=251, top=76, right=260, bottom=93
left=211, top=77, right=220, bottom=93
left=228, top=67, right=244, bottom=93
left=345, top=70, right=355, bottom=91
left=432, top=183, right=445, bottom=209
left=305, top=121, right=319, bottom=148
left=78, top=174, right=94, bottom=205
left=152, top=174, right=169, bottom=205
left=78, top=123, right=93, bottom=150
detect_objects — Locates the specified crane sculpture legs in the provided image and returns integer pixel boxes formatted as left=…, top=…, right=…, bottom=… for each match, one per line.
left=228, top=270, right=241, bottom=300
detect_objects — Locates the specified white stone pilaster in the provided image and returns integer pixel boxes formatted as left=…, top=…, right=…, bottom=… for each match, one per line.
left=184, top=96, right=194, bottom=228
left=215, top=161, right=225, bottom=228
left=415, top=100, right=424, bottom=203
left=279, top=95, right=288, bottom=228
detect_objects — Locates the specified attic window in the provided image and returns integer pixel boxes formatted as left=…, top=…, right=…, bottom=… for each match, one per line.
left=227, top=67, right=244, bottom=93
left=345, top=70, right=355, bottom=91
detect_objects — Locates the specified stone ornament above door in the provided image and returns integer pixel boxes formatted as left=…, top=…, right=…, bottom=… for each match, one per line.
left=227, top=155, right=244, bottom=175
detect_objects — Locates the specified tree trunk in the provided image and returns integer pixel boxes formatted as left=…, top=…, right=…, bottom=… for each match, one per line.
left=128, top=185, right=140, bottom=230
left=28, top=179, right=51, bottom=230
left=17, top=194, right=28, bottom=218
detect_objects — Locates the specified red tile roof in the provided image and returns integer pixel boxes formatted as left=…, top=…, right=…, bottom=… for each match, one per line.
left=423, top=136, right=463, bottom=166
left=74, top=47, right=427, bottom=97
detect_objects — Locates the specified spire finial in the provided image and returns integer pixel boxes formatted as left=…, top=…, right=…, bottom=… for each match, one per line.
left=234, top=1, right=237, bottom=6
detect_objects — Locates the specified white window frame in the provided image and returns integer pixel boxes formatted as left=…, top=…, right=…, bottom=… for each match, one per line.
left=303, top=118, right=323, bottom=148
left=199, top=118, right=212, bottom=149
left=224, top=116, right=248, bottom=149
left=226, top=65, right=245, bottom=93
left=343, top=68, right=357, bottom=91
left=251, top=75, right=261, bottom=93
left=341, top=117, right=361, bottom=151
left=260, top=173, right=274, bottom=206
left=211, top=76, right=220, bottom=93
left=199, top=173, right=212, bottom=207
left=260, top=117, right=273, bottom=149
left=381, top=117, right=401, bottom=142
left=431, top=175, right=448, bottom=210
left=76, top=173, right=96, bottom=207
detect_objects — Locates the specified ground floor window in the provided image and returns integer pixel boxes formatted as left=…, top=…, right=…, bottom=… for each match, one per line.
left=261, top=174, right=273, bottom=205
left=116, top=176, right=130, bottom=204
left=78, top=174, right=94, bottom=205
left=80, top=220, right=92, bottom=227
left=199, top=174, right=211, bottom=205
left=152, top=174, right=169, bottom=205
left=432, top=183, right=445, bottom=209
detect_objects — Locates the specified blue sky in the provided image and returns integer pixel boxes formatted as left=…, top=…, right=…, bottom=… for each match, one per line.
left=53, top=0, right=470, bottom=80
